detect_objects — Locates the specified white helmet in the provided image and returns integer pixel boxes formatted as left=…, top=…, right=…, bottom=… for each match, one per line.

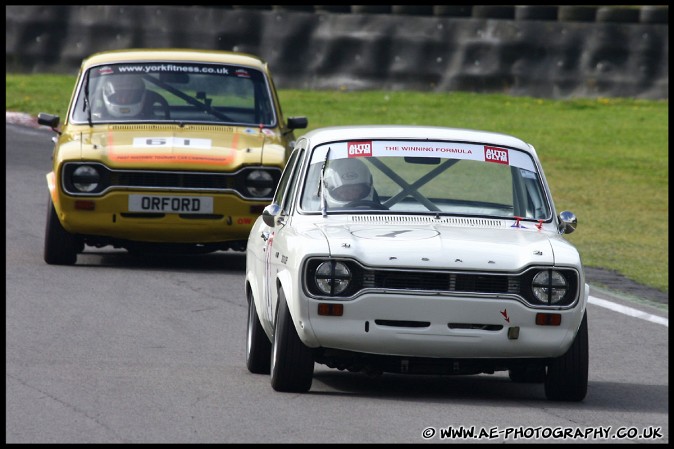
left=323, top=158, right=374, bottom=207
left=102, top=75, right=146, bottom=118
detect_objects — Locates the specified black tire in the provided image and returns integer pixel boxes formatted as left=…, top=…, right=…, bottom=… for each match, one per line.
left=545, top=312, right=589, bottom=401
left=246, top=291, right=271, bottom=374
left=509, top=364, right=546, bottom=383
left=44, top=197, right=79, bottom=265
left=270, top=290, right=314, bottom=392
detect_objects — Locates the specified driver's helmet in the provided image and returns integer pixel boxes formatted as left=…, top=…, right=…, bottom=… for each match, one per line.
left=323, top=158, right=375, bottom=207
left=102, top=75, right=146, bottom=118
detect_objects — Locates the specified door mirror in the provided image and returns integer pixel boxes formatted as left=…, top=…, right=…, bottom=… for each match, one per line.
left=262, top=203, right=282, bottom=227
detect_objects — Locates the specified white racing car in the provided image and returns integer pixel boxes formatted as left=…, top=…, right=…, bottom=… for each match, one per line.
left=245, top=125, right=588, bottom=401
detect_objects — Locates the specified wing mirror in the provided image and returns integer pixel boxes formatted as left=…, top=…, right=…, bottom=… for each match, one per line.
left=262, top=203, right=282, bottom=227
left=287, top=116, right=308, bottom=130
left=37, top=112, right=61, bottom=135
left=557, top=210, right=577, bottom=234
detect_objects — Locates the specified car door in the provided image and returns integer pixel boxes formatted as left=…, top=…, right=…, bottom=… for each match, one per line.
left=262, top=143, right=306, bottom=324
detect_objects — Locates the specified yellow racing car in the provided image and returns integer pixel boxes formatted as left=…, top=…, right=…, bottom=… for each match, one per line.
left=37, top=48, right=307, bottom=265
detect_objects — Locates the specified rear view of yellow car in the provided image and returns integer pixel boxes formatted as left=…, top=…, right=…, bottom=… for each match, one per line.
left=38, top=49, right=307, bottom=265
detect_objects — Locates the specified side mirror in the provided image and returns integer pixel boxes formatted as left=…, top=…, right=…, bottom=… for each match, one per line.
left=558, top=210, right=577, bottom=234
left=262, top=203, right=282, bottom=227
left=37, top=112, right=60, bottom=132
left=287, top=116, right=308, bottom=130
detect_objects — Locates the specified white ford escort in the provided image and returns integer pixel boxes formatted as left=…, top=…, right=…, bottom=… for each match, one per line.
left=245, top=125, right=588, bottom=401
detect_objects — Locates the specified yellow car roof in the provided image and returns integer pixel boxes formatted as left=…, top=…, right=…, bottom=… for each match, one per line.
left=81, top=48, right=269, bottom=70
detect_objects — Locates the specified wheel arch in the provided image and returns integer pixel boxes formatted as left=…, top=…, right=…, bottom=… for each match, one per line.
left=274, top=270, right=320, bottom=348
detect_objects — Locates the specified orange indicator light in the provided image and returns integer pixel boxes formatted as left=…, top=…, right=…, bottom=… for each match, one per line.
left=535, top=313, right=561, bottom=326
left=317, top=303, right=343, bottom=316
left=74, top=200, right=95, bottom=210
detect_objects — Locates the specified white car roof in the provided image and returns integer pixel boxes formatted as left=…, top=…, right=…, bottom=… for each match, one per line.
left=301, top=125, right=534, bottom=154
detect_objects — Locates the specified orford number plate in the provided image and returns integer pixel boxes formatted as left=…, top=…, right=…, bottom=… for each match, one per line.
left=128, top=195, right=214, bottom=214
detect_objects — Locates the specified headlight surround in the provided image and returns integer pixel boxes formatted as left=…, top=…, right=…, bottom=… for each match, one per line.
left=62, top=162, right=110, bottom=195
left=315, top=261, right=352, bottom=295
left=72, top=165, right=100, bottom=192
left=305, top=258, right=362, bottom=298
left=531, top=269, right=571, bottom=305
left=244, top=169, right=275, bottom=198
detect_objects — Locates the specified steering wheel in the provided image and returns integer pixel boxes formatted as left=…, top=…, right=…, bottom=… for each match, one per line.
left=344, top=200, right=389, bottom=210
left=147, top=91, right=171, bottom=119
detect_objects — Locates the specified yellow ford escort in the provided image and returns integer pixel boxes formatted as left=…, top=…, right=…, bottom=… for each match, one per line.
left=37, top=49, right=307, bottom=265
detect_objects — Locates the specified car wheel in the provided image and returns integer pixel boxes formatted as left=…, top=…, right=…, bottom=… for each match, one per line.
left=44, top=197, right=79, bottom=265
left=509, top=364, right=546, bottom=383
left=270, top=289, right=314, bottom=392
left=246, top=290, right=271, bottom=374
left=544, top=311, right=589, bottom=401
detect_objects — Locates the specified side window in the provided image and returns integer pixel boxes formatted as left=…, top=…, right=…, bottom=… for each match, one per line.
left=272, top=148, right=301, bottom=207
left=511, top=166, right=550, bottom=219
left=281, top=149, right=306, bottom=213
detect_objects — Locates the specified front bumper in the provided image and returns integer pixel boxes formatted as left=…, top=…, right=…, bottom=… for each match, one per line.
left=303, top=291, right=586, bottom=359
left=55, top=190, right=265, bottom=243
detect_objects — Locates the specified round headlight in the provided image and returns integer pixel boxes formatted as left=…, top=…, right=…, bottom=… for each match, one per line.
left=72, top=165, right=100, bottom=192
left=315, top=261, right=352, bottom=296
left=532, top=270, right=568, bottom=304
left=245, top=170, right=274, bottom=197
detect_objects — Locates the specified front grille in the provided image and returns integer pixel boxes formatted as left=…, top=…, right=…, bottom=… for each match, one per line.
left=374, top=271, right=451, bottom=290
left=365, top=270, right=518, bottom=295
left=453, top=274, right=513, bottom=293
left=61, top=162, right=281, bottom=199
left=112, top=171, right=232, bottom=190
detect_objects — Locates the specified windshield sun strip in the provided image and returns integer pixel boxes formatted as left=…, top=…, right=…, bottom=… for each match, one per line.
left=69, top=61, right=278, bottom=127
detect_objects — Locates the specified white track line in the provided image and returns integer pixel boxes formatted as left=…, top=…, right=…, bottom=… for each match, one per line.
left=589, top=295, right=668, bottom=327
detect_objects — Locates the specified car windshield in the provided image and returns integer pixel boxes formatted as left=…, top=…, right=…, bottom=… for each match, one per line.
left=299, top=139, right=551, bottom=220
left=71, top=62, right=276, bottom=126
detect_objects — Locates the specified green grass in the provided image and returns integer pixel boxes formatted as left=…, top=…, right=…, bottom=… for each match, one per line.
left=6, top=74, right=669, bottom=294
